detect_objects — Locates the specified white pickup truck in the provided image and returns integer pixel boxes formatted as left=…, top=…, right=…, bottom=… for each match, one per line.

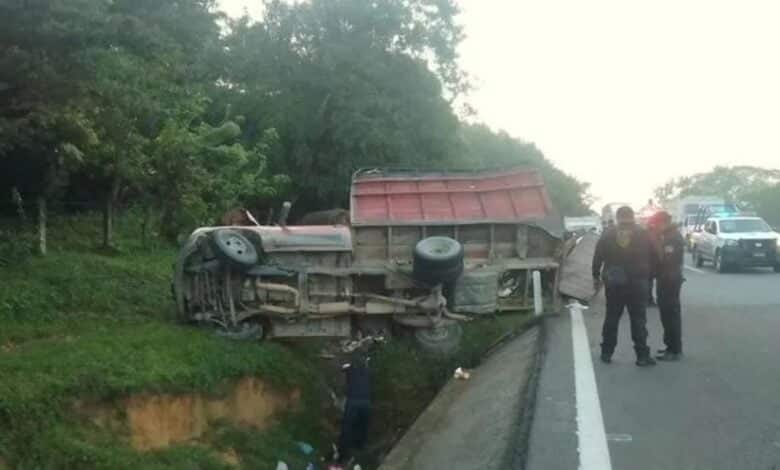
left=691, top=216, right=780, bottom=273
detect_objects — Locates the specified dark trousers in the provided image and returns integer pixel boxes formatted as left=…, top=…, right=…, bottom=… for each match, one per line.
left=338, top=399, right=371, bottom=459
left=657, top=278, right=683, bottom=353
left=602, top=280, right=650, bottom=359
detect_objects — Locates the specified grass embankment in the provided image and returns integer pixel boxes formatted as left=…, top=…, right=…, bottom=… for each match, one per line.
left=0, top=216, right=325, bottom=469
left=0, top=214, right=532, bottom=469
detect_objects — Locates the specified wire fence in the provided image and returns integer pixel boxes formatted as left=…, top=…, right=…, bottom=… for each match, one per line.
left=0, top=201, right=172, bottom=256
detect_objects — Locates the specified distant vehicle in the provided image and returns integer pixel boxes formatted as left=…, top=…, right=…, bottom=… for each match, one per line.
left=666, top=196, right=740, bottom=249
left=666, top=196, right=732, bottom=224
left=691, top=216, right=780, bottom=273
left=564, top=216, right=602, bottom=238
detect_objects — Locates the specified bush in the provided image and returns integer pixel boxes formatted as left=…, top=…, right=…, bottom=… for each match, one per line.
left=0, top=228, right=35, bottom=267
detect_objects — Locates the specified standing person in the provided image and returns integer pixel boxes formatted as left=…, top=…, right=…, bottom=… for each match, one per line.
left=592, top=206, right=658, bottom=366
left=652, top=211, right=685, bottom=361
left=337, top=353, right=372, bottom=464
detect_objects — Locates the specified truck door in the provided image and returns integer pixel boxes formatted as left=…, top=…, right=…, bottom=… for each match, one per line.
left=702, top=221, right=717, bottom=258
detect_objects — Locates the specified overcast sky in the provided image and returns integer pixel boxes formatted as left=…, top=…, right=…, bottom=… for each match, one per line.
left=218, top=0, right=780, bottom=208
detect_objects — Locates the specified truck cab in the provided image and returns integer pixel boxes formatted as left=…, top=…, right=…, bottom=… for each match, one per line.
left=691, top=216, right=780, bottom=273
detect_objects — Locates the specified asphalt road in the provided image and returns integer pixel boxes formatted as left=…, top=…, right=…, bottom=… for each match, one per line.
left=527, top=255, right=780, bottom=470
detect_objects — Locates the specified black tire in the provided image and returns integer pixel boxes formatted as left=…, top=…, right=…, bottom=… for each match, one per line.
left=694, top=247, right=704, bottom=267
left=413, top=237, right=464, bottom=286
left=216, top=320, right=266, bottom=341
left=414, top=323, right=463, bottom=355
left=211, top=229, right=258, bottom=269
left=714, top=251, right=727, bottom=273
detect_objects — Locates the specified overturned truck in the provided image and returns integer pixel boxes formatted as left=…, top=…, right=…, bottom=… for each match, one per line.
left=173, top=168, right=563, bottom=352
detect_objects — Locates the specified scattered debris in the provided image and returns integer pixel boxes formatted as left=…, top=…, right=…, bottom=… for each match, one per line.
left=453, top=367, right=471, bottom=380
left=340, top=335, right=385, bottom=354
left=296, top=441, right=314, bottom=455
left=275, top=461, right=289, bottom=470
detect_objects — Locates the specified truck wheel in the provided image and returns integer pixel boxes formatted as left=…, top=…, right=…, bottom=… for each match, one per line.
left=413, top=237, right=464, bottom=286
left=414, top=323, right=463, bottom=356
left=216, top=320, right=266, bottom=341
left=693, top=247, right=704, bottom=267
left=211, top=229, right=258, bottom=269
left=715, top=251, right=728, bottom=273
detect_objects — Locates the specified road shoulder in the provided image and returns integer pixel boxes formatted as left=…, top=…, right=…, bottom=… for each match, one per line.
left=379, top=324, right=543, bottom=470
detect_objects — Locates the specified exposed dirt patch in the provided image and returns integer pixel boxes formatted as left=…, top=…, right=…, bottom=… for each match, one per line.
left=219, top=448, right=241, bottom=466
left=75, top=377, right=300, bottom=451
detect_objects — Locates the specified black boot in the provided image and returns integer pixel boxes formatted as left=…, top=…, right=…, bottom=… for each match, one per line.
left=600, top=352, right=612, bottom=364
left=636, top=356, right=657, bottom=367
left=656, top=351, right=682, bottom=362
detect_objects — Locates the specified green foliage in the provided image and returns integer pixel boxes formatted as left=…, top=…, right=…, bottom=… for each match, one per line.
left=0, top=246, right=322, bottom=468
left=1, top=0, right=588, bottom=237
left=457, top=124, right=593, bottom=215
left=654, top=165, right=780, bottom=225
left=0, top=228, right=35, bottom=267
left=149, top=119, right=287, bottom=240
left=218, top=0, right=465, bottom=210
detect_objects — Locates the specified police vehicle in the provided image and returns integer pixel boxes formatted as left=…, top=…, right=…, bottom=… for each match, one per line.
left=691, top=215, right=780, bottom=273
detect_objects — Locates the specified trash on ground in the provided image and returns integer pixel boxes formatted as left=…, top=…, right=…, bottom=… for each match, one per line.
left=275, top=462, right=289, bottom=470
left=453, top=367, right=471, bottom=380
left=340, top=335, right=386, bottom=354
left=296, top=441, right=314, bottom=455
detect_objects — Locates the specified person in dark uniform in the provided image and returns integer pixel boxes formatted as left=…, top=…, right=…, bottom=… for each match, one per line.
left=651, top=211, right=685, bottom=361
left=592, top=206, right=657, bottom=366
left=337, top=353, right=372, bottom=463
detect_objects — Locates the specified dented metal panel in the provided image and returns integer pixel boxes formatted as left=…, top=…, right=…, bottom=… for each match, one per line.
left=350, top=168, right=556, bottom=227
left=189, top=225, right=352, bottom=253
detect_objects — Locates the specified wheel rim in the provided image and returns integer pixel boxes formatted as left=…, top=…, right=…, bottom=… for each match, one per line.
left=224, top=235, right=248, bottom=256
left=213, top=229, right=258, bottom=266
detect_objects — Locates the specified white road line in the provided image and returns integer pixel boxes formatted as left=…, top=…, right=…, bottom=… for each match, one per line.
left=569, top=303, right=613, bottom=470
left=684, top=265, right=707, bottom=275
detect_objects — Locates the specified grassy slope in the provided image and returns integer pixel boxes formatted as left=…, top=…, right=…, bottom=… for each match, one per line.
left=0, top=217, right=325, bottom=469
left=0, top=214, right=532, bottom=469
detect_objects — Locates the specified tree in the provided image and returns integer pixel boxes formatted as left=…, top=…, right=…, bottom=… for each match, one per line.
left=148, top=119, right=288, bottom=241
left=457, top=124, right=592, bottom=216
left=654, top=166, right=780, bottom=205
left=654, top=166, right=780, bottom=225
left=218, top=0, right=465, bottom=213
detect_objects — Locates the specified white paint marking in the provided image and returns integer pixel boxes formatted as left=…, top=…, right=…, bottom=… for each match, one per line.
left=684, top=265, right=707, bottom=275
left=569, top=302, right=613, bottom=470
left=606, top=433, right=633, bottom=443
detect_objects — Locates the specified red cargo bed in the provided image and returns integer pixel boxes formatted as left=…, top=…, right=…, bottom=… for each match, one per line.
left=350, top=168, right=555, bottom=226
